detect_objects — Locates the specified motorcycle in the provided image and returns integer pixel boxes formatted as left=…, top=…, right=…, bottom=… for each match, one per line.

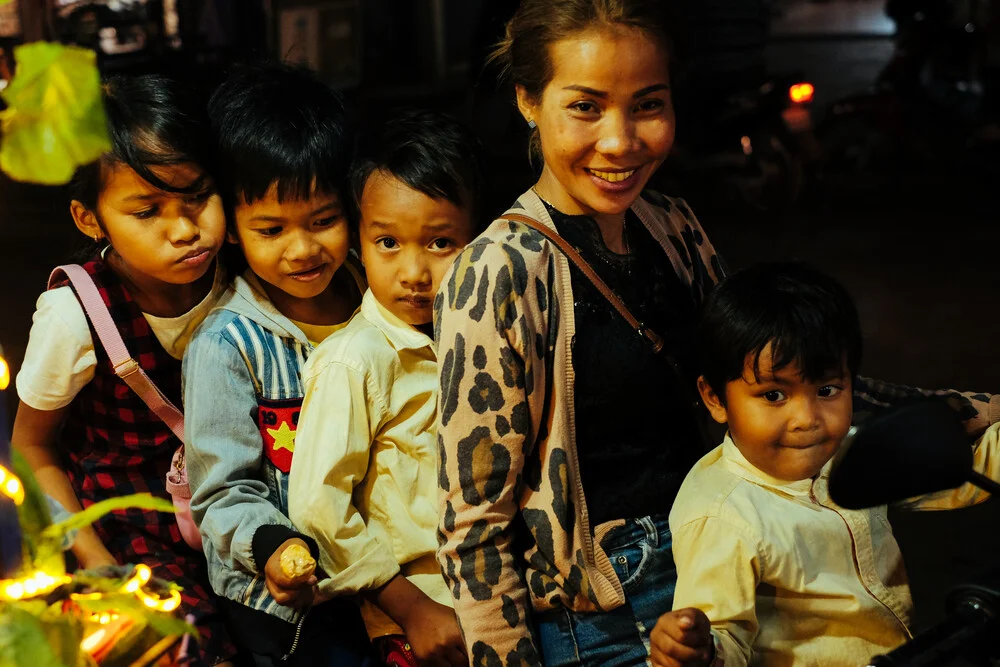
left=830, top=401, right=1000, bottom=666
left=656, top=71, right=820, bottom=219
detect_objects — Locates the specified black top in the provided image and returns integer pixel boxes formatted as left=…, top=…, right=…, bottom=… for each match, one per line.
left=545, top=201, right=705, bottom=526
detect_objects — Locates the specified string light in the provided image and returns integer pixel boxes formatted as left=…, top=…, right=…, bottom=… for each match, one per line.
left=67, top=563, right=180, bottom=612
left=0, top=464, right=24, bottom=505
left=1, top=570, right=70, bottom=600
left=0, top=355, right=9, bottom=390
left=80, top=628, right=107, bottom=653
left=137, top=587, right=181, bottom=612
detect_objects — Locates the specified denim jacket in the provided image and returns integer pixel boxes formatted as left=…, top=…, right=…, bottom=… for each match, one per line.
left=182, top=266, right=362, bottom=623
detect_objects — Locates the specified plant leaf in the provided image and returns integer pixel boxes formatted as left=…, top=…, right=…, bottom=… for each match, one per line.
left=72, top=595, right=195, bottom=639
left=0, top=605, right=67, bottom=667
left=0, top=42, right=109, bottom=185
left=11, top=450, right=54, bottom=571
left=42, top=494, right=174, bottom=543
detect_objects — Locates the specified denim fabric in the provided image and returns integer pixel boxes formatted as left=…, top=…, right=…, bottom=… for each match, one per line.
left=536, top=515, right=676, bottom=666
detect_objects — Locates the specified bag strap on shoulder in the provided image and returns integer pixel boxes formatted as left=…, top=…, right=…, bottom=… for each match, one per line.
left=501, top=212, right=665, bottom=353
left=49, top=265, right=185, bottom=441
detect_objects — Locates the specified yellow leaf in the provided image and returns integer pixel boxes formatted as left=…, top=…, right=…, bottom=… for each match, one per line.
left=0, top=42, right=110, bottom=185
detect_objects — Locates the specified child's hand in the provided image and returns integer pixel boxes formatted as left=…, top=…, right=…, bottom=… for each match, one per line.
left=264, top=538, right=317, bottom=608
left=399, top=598, right=468, bottom=667
left=650, top=608, right=714, bottom=667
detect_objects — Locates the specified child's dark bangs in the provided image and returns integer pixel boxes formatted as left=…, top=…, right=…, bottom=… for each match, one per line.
left=764, top=331, right=849, bottom=384
left=111, top=125, right=208, bottom=196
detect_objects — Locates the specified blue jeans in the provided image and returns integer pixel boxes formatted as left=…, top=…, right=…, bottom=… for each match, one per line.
left=536, top=515, right=677, bottom=666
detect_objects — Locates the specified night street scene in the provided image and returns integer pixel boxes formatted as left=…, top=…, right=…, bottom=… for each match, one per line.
left=1, top=0, right=1000, bottom=665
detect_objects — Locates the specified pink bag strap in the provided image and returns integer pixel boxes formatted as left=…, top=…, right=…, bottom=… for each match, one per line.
left=49, top=265, right=186, bottom=442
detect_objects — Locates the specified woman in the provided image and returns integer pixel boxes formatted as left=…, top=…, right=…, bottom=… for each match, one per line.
left=434, top=1, right=997, bottom=665
left=436, top=2, right=721, bottom=664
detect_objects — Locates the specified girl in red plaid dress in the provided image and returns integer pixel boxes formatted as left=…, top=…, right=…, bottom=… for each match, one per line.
left=12, top=74, right=236, bottom=665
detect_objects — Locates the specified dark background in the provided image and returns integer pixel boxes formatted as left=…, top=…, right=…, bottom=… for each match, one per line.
left=2, top=0, right=999, bottom=642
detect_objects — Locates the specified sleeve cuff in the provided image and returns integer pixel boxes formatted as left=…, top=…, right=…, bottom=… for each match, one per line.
left=251, top=524, right=319, bottom=570
left=710, top=631, right=726, bottom=667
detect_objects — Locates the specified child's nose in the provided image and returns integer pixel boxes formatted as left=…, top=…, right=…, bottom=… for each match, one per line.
left=400, top=255, right=431, bottom=289
left=286, top=230, right=320, bottom=261
left=169, top=215, right=199, bottom=243
left=789, top=397, right=822, bottom=431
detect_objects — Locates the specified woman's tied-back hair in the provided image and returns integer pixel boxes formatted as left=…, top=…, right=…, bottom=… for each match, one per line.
left=71, top=73, right=216, bottom=210
left=490, top=0, right=675, bottom=102
left=697, top=262, right=863, bottom=401
left=349, top=109, right=486, bottom=230
left=208, top=61, right=352, bottom=218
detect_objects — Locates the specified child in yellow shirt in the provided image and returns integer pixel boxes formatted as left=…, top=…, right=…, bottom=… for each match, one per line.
left=651, top=262, right=1000, bottom=667
left=288, top=110, right=483, bottom=667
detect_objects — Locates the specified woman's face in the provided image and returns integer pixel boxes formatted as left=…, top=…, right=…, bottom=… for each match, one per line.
left=517, top=26, right=675, bottom=220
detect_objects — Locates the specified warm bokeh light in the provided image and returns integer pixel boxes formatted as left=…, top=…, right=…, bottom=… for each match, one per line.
left=789, top=82, right=815, bottom=104
left=0, top=465, right=24, bottom=505
left=0, top=356, right=9, bottom=390
left=1, top=570, right=69, bottom=600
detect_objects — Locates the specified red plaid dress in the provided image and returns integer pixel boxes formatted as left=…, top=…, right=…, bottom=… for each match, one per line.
left=56, top=260, right=235, bottom=665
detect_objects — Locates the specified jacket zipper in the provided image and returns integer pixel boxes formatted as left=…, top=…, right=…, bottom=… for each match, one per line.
left=281, top=607, right=309, bottom=661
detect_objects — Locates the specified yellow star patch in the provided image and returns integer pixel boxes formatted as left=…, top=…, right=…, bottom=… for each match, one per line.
left=267, top=421, right=296, bottom=453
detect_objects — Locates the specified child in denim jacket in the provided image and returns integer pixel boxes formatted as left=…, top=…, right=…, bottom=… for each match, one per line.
left=182, top=63, right=369, bottom=666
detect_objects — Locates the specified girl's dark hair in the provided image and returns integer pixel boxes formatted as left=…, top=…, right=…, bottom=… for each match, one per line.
left=698, top=262, right=863, bottom=401
left=70, top=73, right=216, bottom=211
left=208, top=62, right=352, bottom=217
left=491, top=0, right=675, bottom=102
left=349, top=109, right=486, bottom=231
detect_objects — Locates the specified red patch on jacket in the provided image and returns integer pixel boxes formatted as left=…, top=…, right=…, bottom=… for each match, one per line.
left=257, top=398, right=301, bottom=474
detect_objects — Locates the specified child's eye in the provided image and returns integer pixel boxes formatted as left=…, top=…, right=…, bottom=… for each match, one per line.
left=431, top=238, right=454, bottom=251
left=189, top=190, right=214, bottom=204
left=133, top=207, right=158, bottom=220
left=818, top=385, right=843, bottom=398
left=315, top=215, right=343, bottom=228
left=377, top=238, right=398, bottom=250
left=257, top=226, right=282, bottom=237
left=762, top=390, right=786, bottom=403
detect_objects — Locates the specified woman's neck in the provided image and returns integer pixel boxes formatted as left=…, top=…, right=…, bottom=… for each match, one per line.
left=107, top=250, right=215, bottom=318
left=262, top=266, right=358, bottom=326
left=533, top=172, right=628, bottom=253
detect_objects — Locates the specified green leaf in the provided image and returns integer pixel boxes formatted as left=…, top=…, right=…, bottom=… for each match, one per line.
left=0, top=605, right=68, bottom=667
left=0, top=42, right=110, bottom=185
left=72, top=595, right=195, bottom=639
left=42, top=494, right=174, bottom=544
left=11, top=451, right=54, bottom=572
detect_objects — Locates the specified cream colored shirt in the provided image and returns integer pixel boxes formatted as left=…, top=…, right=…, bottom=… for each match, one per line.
left=17, top=263, right=227, bottom=410
left=671, top=424, right=1000, bottom=667
left=288, top=289, right=451, bottom=638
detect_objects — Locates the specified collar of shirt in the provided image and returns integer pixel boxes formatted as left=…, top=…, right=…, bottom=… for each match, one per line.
left=720, top=433, right=834, bottom=499
left=360, top=289, right=434, bottom=353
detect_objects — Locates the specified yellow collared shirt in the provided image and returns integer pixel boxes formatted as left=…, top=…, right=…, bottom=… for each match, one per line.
left=670, top=425, right=1000, bottom=666
left=288, top=289, right=451, bottom=637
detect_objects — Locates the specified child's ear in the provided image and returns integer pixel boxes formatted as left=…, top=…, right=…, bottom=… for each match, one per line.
left=70, top=201, right=102, bottom=242
left=697, top=376, right=729, bottom=424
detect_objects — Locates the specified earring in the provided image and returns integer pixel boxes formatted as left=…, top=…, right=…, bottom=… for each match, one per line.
left=527, top=119, right=537, bottom=129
